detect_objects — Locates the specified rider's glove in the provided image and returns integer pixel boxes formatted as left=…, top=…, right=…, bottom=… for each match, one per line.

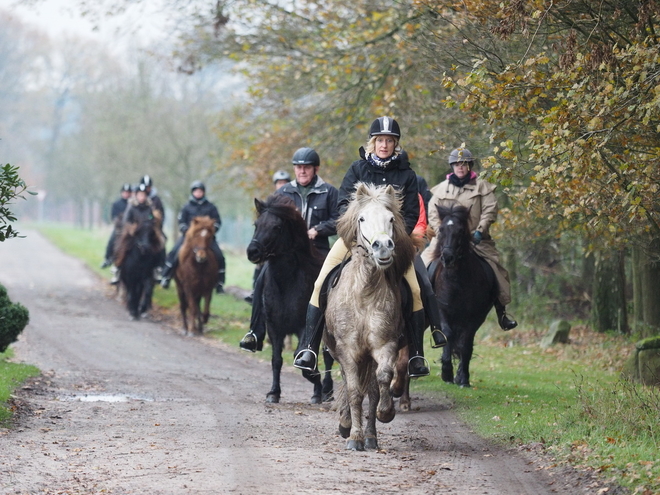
left=473, top=231, right=482, bottom=245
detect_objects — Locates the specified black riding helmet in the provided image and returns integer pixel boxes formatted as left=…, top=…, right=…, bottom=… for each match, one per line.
left=292, top=147, right=320, bottom=167
left=136, top=183, right=148, bottom=194
left=369, top=116, right=401, bottom=138
left=121, top=183, right=132, bottom=192
left=272, top=170, right=291, bottom=183
left=140, top=174, right=153, bottom=187
left=190, top=180, right=205, bottom=193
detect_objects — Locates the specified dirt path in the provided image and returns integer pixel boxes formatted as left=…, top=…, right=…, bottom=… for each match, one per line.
left=0, top=230, right=601, bottom=494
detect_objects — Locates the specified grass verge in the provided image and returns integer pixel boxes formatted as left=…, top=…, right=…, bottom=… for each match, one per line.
left=0, top=349, right=39, bottom=426
left=36, top=222, right=659, bottom=493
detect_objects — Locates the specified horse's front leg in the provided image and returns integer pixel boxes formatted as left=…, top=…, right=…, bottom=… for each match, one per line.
left=337, top=369, right=352, bottom=439
left=201, top=291, right=212, bottom=324
left=441, top=341, right=454, bottom=383
left=364, top=373, right=380, bottom=450
left=373, top=343, right=397, bottom=424
left=193, top=295, right=204, bottom=335
left=454, top=338, right=474, bottom=388
left=344, top=367, right=365, bottom=451
left=321, top=348, right=334, bottom=402
left=267, top=334, right=284, bottom=403
left=176, top=283, right=189, bottom=334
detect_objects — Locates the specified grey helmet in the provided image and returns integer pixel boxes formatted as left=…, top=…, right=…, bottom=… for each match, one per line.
left=190, top=180, right=205, bottom=193
left=272, top=170, right=291, bottom=183
left=369, top=116, right=401, bottom=138
left=292, top=147, right=320, bottom=167
left=448, top=148, right=474, bottom=165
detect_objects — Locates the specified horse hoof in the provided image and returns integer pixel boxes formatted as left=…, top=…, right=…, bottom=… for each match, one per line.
left=322, top=392, right=334, bottom=403
left=364, top=437, right=378, bottom=450
left=266, top=394, right=280, bottom=403
left=345, top=439, right=364, bottom=451
left=390, top=385, right=403, bottom=398
left=458, top=383, right=471, bottom=388
left=338, top=425, right=351, bottom=438
left=377, top=408, right=396, bottom=424
left=399, top=401, right=410, bottom=412
left=310, top=395, right=322, bottom=405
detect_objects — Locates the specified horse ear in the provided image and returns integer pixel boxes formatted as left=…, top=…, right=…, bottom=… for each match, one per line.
left=384, top=184, right=396, bottom=198
left=355, top=182, right=368, bottom=198
left=254, top=198, right=265, bottom=214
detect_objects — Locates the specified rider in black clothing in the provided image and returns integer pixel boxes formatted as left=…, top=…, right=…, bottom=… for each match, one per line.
left=140, top=175, right=165, bottom=222
left=239, top=148, right=339, bottom=352
left=159, top=180, right=226, bottom=294
left=101, top=183, right=132, bottom=271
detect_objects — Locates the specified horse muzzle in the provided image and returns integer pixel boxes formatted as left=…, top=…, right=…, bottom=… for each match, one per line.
left=371, top=236, right=395, bottom=268
left=246, top=241, right=266, bottom=264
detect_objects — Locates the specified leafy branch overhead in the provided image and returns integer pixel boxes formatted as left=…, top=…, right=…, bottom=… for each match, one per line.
left=0, top=164, right=32, bottom=242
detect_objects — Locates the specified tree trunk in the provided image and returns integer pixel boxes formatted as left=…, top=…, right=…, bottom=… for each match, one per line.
left=591, top=249, right=628, bottom=333
left=638, top=238, right=660, bottom=337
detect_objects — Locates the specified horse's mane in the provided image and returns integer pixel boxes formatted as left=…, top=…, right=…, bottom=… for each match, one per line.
left=260, top=194, right=319, bottom=259
left=337, top=183, right=416, bottom=279
left=185, top=216, right=216, bottom=241
left=114, top=210, right=165, bottom=267
left=432, top=202, right=473, bottom=264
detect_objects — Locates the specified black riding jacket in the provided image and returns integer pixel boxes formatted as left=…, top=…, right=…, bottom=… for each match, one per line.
left=178, top=196, right=221, bottom=234
left=149, top=190, right=165, bottom=221
left=338, top=147, right=420, bottom=235
left=123, top=198, right=156, bottom=225
left=277, top=175, right=339, bottom=255
left=111, top=197, right=128, bottom=221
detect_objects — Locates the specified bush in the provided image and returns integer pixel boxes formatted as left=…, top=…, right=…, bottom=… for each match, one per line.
left=0, top=284, right=29, bottom=353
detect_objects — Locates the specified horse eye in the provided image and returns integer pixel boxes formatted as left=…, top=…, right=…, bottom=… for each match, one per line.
left=389, top=217, right=394, bottom=223
left=359, top=217, right=365, bottom=223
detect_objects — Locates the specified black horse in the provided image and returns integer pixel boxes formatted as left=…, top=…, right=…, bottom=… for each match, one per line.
left=116, top=219, right=164, bottom=320
left=247, top=194, right=334, bottom=404
left=430, top=203, right=498, bottom=387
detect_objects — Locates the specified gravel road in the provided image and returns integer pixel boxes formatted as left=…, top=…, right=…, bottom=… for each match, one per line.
left=0, top=230, right=613, bottom=494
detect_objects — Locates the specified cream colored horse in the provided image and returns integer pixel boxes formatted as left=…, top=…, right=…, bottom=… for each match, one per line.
left=324, top=183, right=415, bottom=451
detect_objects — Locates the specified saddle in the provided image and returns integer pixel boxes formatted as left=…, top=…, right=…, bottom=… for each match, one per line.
left=427, top=253, right=497, bottom=293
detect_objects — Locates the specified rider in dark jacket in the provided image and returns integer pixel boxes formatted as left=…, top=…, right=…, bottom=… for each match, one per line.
left=160, top=180, right=226, bottom=293
left=140, top=175, right=165, bottom=222
left=293, top=117, right=447, bottom=377
left=239, top=148, right=339, bottom=352
left=102, top=183, right=132, bottom=268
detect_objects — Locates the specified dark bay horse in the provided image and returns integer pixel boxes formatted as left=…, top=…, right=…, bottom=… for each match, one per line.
left=246, top=194, right=333, bottom=404
left=115, top=214, right=165, bottom=320
left=430, top=203, right=498, bottom=387
left=174, top=216, right=218, bottom=335
left=324, top=183, right=415, bottom=451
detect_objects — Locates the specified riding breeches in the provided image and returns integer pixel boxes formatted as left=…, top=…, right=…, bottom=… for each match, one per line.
left=310, top=237, right=423, bottom=312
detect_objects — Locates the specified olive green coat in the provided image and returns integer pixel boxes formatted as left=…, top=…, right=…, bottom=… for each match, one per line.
left=421, top=176, right=511, bottom=305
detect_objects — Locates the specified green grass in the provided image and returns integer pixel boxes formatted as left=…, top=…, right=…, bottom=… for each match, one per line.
left=34, top=223, right=660, bottom=492
left=0, top=349, right=39, bottom=426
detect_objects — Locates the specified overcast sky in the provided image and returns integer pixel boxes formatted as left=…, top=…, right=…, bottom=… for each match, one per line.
left=0, top=0, right=171, bottom=52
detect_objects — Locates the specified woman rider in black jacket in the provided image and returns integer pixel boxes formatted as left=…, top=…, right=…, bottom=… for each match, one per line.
left=293, top=117, right=447, bottom=378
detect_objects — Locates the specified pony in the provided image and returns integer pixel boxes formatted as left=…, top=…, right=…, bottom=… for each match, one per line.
left=324, top=183, right=416, bottom=451
left=430, top=203, right=498, bottom=387
left=246, top=194, right=333, bottom=404
left=114, top=213, right=165, bottom=320
left=174, top=216, right=219, bottom=335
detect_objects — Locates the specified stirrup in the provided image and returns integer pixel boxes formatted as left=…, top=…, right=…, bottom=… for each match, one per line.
left=239, top=331, right=258, bottom=352
left=407, top=355, right=430, bottom=378
left=430, top=328, right=448, bottom=348
left=293, top=348, right=318, bottom=372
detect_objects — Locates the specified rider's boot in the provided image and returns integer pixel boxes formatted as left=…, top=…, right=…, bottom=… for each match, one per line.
left=407, top=310, right=430, bottom=377
left=421, top=277, right=448, bottom=348
left=110, top=265, right=120, bottom=285
left=494, top=301, right=518, bottom=331
left=293, top=305, right=324, bottom=371
left=216, top=269, right=225, bottom=294
left=160, top=262, right=174, bottom=289
left=101, top=258, right=112, bottom=269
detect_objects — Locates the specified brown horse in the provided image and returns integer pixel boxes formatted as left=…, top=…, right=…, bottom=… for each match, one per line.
left=174, top=216, right=219, bottom=335
left=324, top=183, right=415, bottom=451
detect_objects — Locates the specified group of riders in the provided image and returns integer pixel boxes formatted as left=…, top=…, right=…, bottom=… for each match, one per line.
left=102, top=116, right=517, bottom=379
left=101, top=175, right=226, bottom=295
left=240, top=116, right=517, bottom=379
